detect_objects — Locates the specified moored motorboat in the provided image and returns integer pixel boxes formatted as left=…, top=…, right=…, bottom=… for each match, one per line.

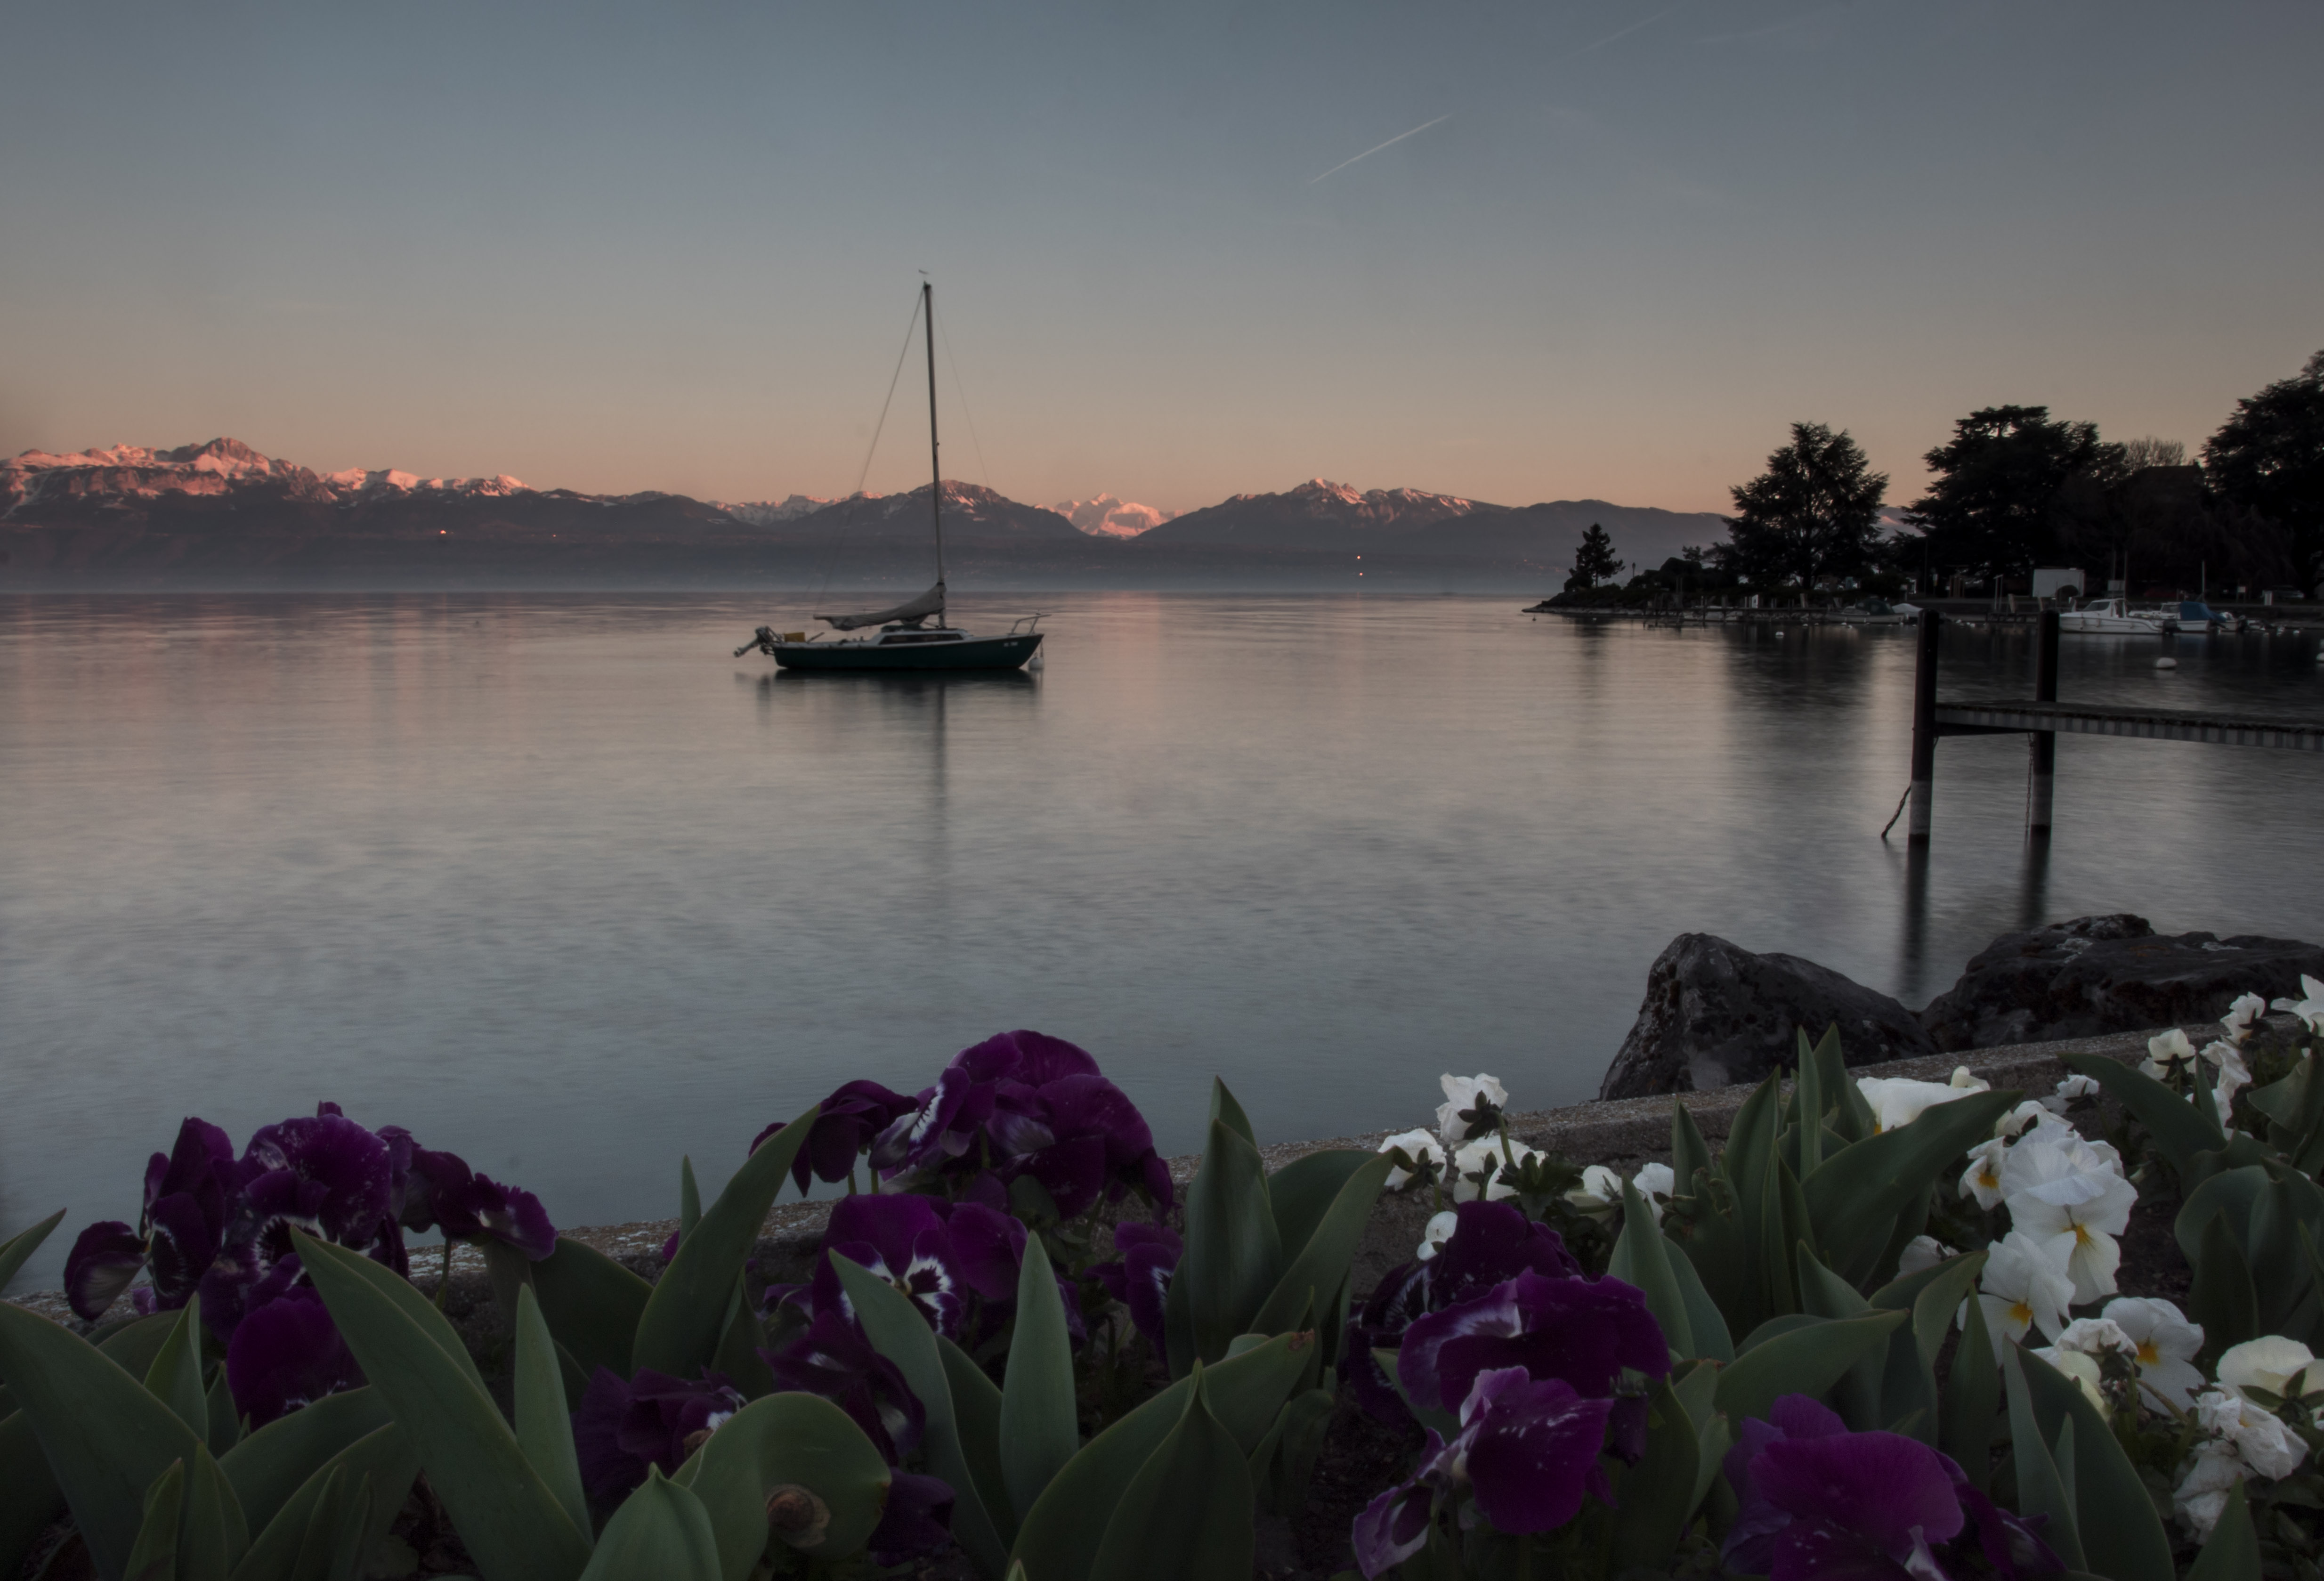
left=2057, top=596, right=2166, bottom=635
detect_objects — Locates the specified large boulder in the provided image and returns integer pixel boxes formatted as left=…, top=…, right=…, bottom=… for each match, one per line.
left=1599, top=933, right=1938, bottom=1099
left=1919, top=914, right=2324, bottom=1052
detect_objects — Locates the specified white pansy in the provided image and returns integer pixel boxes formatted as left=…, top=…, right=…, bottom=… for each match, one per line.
left=1968, top=1230, right=2075, bottom=1356
left=1960, top=1138, right=2009, bottom=1210
left=2271, top=975, right=2324, bottom=1036
left=2204, top=1040, right=2254, bottom=1118
left=1856, top=1076, right=1979, bottom=1133
left=2042, top=1073, right=2103, bottom=1116
left=2143, top=1028, right=2199, bottom=1081
left=2049, top=1315, right=2137, bottom=1358
left=2222, top=992, right=2268, bottom=1044
left=2033, top=1346, right=2111, bottom=1417
left=2175, top=1388, right=2309, bottom=1540
left=2102, top=1297, right=2206, bottom=1410
left=1629, top=1162, right=1676, bottom=1224
left=1897, top=1235, right=1954, bottom=1277
left=1435, top=1073, right=1509, bottom=1149
left=2216, top=1336, right=2324, bottom=1404
left=1377, top=1129, right=1446, bottom=1191
left=2002, top=1136, right=2138, bottom=1305
left=1564, top=1163, right=1622, bottom=1219
left=1950, top=1066, right=1992, bottom=1093
left=1415, top=1209, right=1459, bottom=1263
left=1450, top=1138, right=1539, bottom=1204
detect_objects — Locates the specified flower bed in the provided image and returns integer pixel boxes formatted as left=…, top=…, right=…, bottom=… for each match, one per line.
left=5, top=986, right=2324, bottom=1580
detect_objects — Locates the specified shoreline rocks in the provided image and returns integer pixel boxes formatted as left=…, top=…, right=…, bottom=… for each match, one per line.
left=1596, top=932, right=1937, bottom=1099
left=1919, top=914, right=2324, bottom=1052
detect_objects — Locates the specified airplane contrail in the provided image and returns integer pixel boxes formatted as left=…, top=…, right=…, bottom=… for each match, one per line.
left=1559, top=0, right=1693, bottom=62
left=1308, top=113, right=1454, bottom=185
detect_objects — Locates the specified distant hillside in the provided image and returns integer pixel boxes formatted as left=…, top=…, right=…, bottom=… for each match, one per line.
left=1133, top=478, right=1725, bottom=572
left=2, top=440, right=1730, bottom=589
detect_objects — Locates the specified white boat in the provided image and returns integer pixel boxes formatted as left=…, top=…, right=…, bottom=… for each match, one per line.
left=2057, top=597, right=2166, bottom=635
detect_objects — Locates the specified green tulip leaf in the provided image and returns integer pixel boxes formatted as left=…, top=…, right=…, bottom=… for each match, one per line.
left=1183, top=1118, right=1281, bottom=1365
left=513, top=1286, right=589, bottom=1540
left=2193, top=1212, right=2262, bottom=1357
left=2060, top=1050, right=2226, bottom=1183
left=0, top=1297, right=207, bottom=1581
left=1248, top=1151, right=1393, bottom=1346
left=231, top=1421, right=417, bottom=1581
left=999, top=1233, right=1080, bottom=1523
left=2003, top=1343, right=2084, bottom=1571
left=2186, top=1480, right=2262, bottom=1581
left=292, top=1231, right=591, bottom=1581
left=529, top=1237, right=652, bottom=1390
left=679, top=1392, right=891, bottom=1580
left=937, top=1334, right=1016, bottom=1547
left=633, top=1106, right=815, bottom=1381
left=2017, top=1345, right=2173, bottom=1581
left=125, top=1457, right=185, bottom=1581
left=1801, top=1090, right=2019, bottom=1284
left=1263, top=1150, right=1377, bottom=1268
left=1609, top=1181, right=1695, bottom=1361
left=829, top=1251, right=1009, bottom=1576
left=1714, top=1310, right=1906, bottom=1427
left=1940, top=1287, right=1999, bottom=1494
left=220, top=1388, right=393, bottom=1538
left=1610, top=1379, right=1703, bottom=1570
left=144, top=1296, right=210, bottom=1443
left=0, top=1212, right=64, bottom=1294
left=577, top=1469, right=720, bottom=1581
left=1087, top=1367, right=1255, bottom=1581
left=1209, top=1078, right=1258, bottom=1150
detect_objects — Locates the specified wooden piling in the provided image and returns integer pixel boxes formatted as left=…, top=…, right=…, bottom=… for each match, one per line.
left=1909, top=608, right=1941, bottom=845
left=2028, top=609, right=2058, bottom=836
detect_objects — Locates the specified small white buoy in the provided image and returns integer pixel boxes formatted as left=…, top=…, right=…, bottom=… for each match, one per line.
left=2155, top=657, right=2178, bottom=670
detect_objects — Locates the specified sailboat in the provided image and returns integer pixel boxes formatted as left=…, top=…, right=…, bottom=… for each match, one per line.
left=735, top=282, right=1046, bottom=672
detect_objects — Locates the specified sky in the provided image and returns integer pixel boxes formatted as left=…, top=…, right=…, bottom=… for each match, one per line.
left=2, top=0, right=2318, bottom=515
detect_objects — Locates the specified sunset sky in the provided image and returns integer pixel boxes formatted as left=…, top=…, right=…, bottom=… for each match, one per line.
left=3, top=0, right=2317, bottom=514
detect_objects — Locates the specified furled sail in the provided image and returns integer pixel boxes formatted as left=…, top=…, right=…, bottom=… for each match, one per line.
left=818, top=581, right=946, bottom=631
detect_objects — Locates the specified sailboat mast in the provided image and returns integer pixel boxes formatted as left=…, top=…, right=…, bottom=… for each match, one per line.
left=924, top=281, right=945, bottom=592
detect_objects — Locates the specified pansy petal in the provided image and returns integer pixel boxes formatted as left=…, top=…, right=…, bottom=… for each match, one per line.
left=63, top=1221, right=146, bottom=1322
left=226, top=1288, right=362, bottom=1427
left=1463, top=1375, right=1616, bottom=1534
left=868, top=1471, right=956, bottom=1564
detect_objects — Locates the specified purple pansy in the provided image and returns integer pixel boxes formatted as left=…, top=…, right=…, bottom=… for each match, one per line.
left=1724, top=1394, right=2061, bottom=1581
left=1092, top=1222, right=1182, bottom=1352
left=226, top=1281, right=364, bottom=1427
left=63, top=1116, right=242, bottom=1322
left=1398, top=1268, right=1668, bottom=1418
left=798, top=1193, right=1047, bottom=1354
left=386, top=1132, right=557, bottom=1262
left=571, top=1367, right=749, bottom=1503
left=1352, top=1366, right=1617, bottom=1578
left=1344, top=1201, right=1580, bottom=1425
left=867, top=1470, right=957, bottom=1565
left=869, top=1031, right=1172, bottom=1214
left=762, top=1308, right=929, bottom=1464
left=753, top=1079, right=921, bottom=1194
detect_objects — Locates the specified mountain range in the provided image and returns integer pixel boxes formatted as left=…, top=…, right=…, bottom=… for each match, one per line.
left=0, top=438, right=1730, bottom=589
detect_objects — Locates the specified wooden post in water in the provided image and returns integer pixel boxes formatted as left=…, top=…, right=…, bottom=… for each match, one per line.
left=2027, top=608, right=2059, bottom=836
left=1908, top=608, right=1942, bottom=845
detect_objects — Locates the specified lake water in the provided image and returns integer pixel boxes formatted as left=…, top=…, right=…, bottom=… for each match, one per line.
left=6, top=591, right=2322, bottom=1290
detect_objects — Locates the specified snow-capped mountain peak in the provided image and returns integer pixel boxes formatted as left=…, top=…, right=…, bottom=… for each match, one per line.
left=1049, top=493, right=1177, bottom=538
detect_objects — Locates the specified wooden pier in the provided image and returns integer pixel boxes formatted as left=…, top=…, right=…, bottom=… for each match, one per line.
left=1905, top=608, right=2324, bottom=845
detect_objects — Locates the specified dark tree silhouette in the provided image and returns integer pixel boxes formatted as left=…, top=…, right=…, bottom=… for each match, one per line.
left=1564, top=523, right=1624, bottom=592
left=2204, top=350, right=2324, bottom=589
left=1904, top=406, right=2108, bottom=583
left=1715, top=422, right=1887, bottom=588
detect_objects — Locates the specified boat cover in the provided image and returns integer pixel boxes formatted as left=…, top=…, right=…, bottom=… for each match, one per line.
left=820, top=581, right=946, bottom=631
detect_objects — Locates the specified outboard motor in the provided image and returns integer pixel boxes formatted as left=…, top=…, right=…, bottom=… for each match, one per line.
left=734, top=626, right=778, bottom=657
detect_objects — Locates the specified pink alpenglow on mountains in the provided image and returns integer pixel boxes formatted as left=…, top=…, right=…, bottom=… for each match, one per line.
left=1049, top=494, right=1177, bottom=538
left=3, top=438, right=526, bottom=505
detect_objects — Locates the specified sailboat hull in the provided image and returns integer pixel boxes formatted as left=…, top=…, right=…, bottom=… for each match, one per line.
left=770, top=633, right=1043, bottom=671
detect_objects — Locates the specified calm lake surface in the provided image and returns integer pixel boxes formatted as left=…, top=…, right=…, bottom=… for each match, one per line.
left=6, top=591, right=2323, bottom=1289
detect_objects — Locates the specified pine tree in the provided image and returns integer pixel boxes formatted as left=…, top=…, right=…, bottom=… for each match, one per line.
left=1564, top=523, right=1624, bottom=592
left=1716, top=422, right=1888, bottom=589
